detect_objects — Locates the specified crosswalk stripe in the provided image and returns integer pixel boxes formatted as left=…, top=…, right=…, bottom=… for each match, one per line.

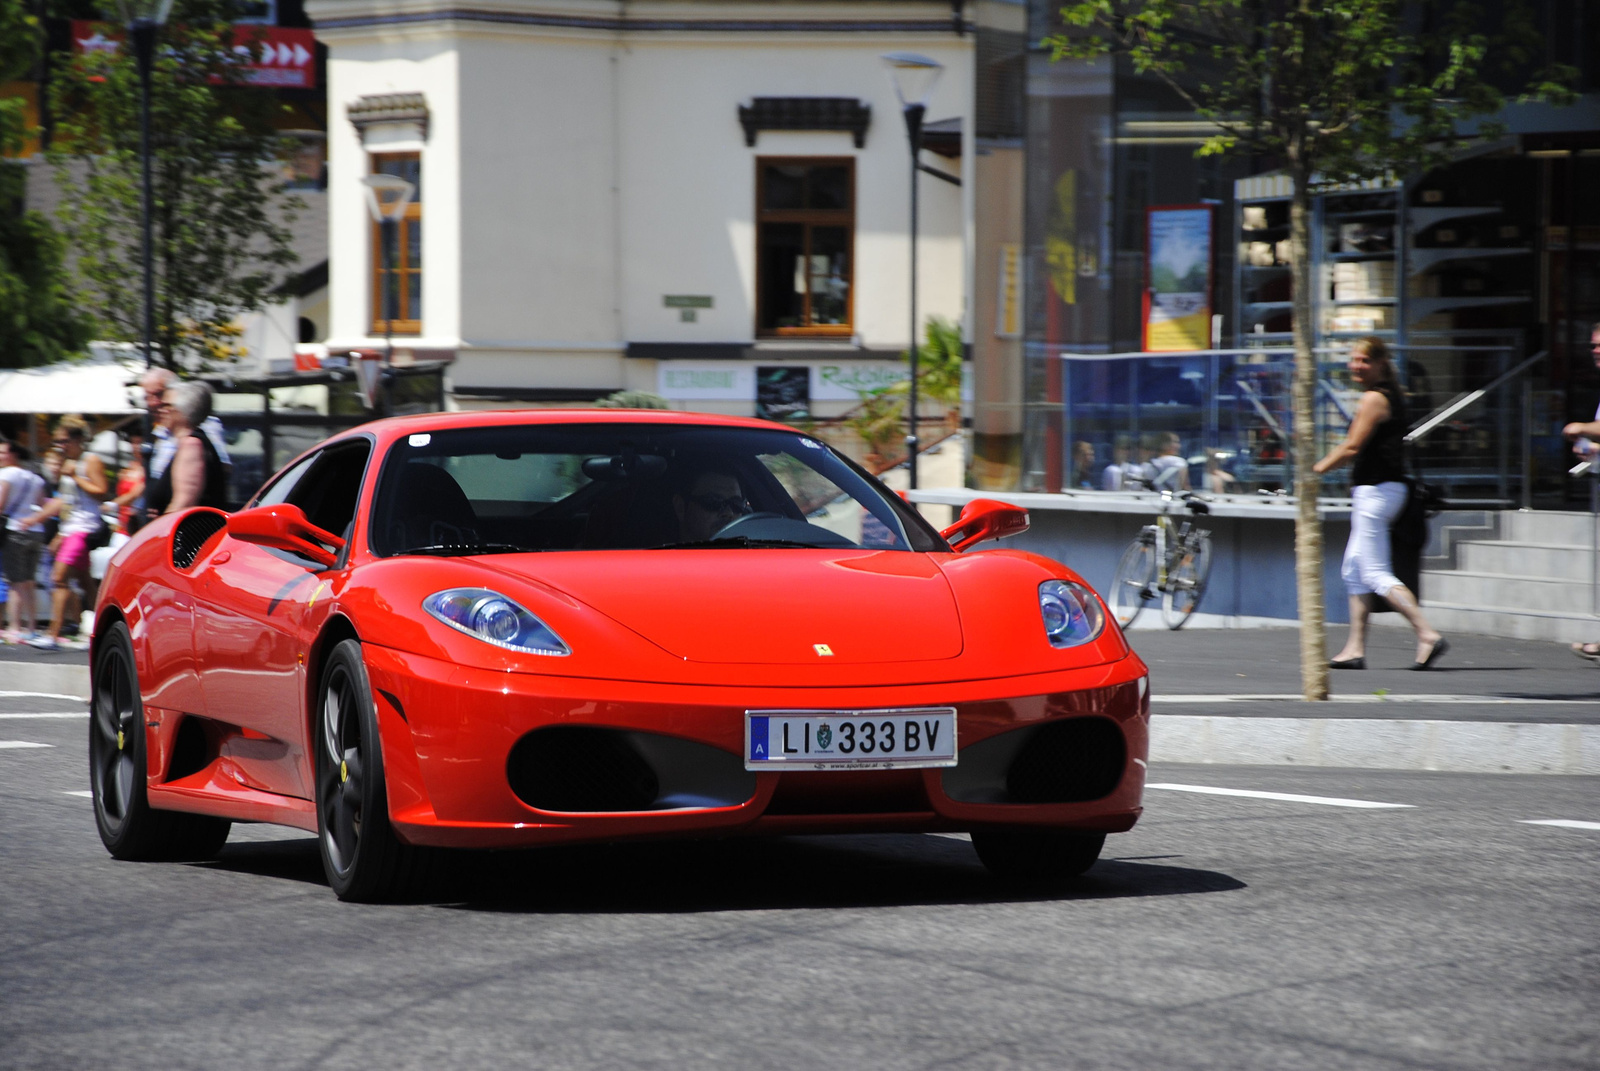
left=1519, top=819, right=1600, bottom=831
left=0, top=741, right=54, bottom=750
left=0, top=713, right=88, bottom=719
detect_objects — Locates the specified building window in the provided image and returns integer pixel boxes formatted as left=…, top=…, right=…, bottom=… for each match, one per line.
left=370, top=152, right=422, bottom=335
left=756, top=158, right=853, bottom=336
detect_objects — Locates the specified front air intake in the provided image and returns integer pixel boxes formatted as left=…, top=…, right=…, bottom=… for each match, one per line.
left=1004, top=717, right=1126, bottom=803
left=506, top=727, right=756, bottom=813
left=507, top=727, right=659, bottom=812
left=942, top=716, right=1127, bottom=805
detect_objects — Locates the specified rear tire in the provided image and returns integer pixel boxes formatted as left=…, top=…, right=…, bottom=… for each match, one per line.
left=972, top=828, right=1106, bottom=886
left=316, top=638, right=427, bottom=902
left=1108, top=535, right=1157, bottom=628
left=90, top=622, right=231, bottom=861
left=1161, top=533, right=1212, bottom=630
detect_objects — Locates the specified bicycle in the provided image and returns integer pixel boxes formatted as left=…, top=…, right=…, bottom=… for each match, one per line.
left=1108, top=478, right=1213, bottom=630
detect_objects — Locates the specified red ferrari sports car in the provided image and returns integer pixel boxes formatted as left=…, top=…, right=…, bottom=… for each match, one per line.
left=90, top=411, right=1148, bottom=900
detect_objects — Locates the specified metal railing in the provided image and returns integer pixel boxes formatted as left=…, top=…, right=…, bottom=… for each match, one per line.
left=1024, top=339, right=1547, bottom=503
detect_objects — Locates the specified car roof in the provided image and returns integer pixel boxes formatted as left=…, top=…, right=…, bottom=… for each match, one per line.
left=351, top=408, right=802, bottom=447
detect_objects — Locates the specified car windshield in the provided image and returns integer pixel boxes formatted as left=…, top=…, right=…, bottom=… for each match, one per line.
left=368, top=423, right=948, bottom=556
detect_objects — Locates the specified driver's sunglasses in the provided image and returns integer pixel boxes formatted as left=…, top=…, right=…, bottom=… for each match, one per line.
left=689, top=493, right=750, bottom=515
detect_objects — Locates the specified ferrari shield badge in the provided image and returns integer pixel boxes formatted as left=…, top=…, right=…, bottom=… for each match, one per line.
left=813, top=643, right=833, bottom=657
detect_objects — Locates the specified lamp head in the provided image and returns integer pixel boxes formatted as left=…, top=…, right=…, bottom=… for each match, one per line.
left=360, top=173, right=415, bottom=223
left=113, top=0, right=174, bottom=28
left=881, top=52, right=943, bottom=111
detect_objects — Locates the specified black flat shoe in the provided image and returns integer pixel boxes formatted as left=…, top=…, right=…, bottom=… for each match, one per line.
left=1412, top=637, right=1449, bottom=671
left=1329, top=656, right=1366, bottom=670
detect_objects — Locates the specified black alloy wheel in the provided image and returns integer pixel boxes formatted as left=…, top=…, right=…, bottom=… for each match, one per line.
left=315, top=638, right=425, bottom=902
left=90, top=621, right=230, bottom=860
left=971, top=828, right=1106, bottom=887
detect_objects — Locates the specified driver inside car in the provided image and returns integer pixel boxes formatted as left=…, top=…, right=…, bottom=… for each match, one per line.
left=672, top=468, right=751, bottom=542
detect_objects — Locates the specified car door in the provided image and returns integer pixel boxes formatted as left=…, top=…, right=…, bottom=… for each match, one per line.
left=192, top=439, right=372, bottom=799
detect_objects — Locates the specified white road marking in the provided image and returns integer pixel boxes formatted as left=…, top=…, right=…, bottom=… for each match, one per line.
left=1147, top=782, right=1414, bottom=809
left=0, top=691, right=89, bottom=702
left=1156, top=693, right=1595, bottom=705
left=1520, top=819, right=1600, bottom=831
left=64, top=790, right=92, bottom=798
left=0, top=712, right=88, bottom=719
left=0, top=741, right=54, bottom=750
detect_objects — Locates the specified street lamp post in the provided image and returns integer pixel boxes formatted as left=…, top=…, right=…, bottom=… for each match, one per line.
left=359, top=173, right=416, bottom=386
left=115, top=0, right=174, bottom=376
left=882, top=52, right=943, bottom=490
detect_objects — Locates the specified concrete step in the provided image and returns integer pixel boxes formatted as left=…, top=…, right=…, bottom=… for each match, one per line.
left=1455, top=540, right=1590, bottom=580
left=1499, top=510, right=1594, bottom=547
left=1421, top=571, right=1596, bottom=616
left=1376, top=601, right=1600, bottom=644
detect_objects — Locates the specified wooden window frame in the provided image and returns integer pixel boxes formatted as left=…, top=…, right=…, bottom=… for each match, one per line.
left=755, top=156, right=855, bottom=338
left=369, top=152, right=423, bottom=336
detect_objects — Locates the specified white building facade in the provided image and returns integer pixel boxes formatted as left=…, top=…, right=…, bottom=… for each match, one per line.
left=306, top=0, right=978, bottom=417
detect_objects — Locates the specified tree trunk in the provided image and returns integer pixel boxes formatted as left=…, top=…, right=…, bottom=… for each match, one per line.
left=1289, top=163, right=1328, bottom=701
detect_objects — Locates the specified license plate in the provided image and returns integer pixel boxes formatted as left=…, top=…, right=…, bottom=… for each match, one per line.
left=744, top=708, right=957, bottom=771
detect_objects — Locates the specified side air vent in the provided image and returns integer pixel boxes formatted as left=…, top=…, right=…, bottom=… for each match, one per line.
left=172, top=510, right=228, bottom=570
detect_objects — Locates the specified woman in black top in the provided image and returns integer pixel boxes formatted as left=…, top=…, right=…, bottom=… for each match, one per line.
left=146, top=381, right=227, bottom=516
left=1313, top=337, right=1447, bottom=670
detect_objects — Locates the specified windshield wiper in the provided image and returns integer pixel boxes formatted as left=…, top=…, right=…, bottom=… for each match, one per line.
left=397, top=543, right=537, bottom=557
left=651, top=536, right=825, bottom=550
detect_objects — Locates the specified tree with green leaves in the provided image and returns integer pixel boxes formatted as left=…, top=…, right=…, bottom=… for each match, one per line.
left=1051, top=1, right=1573, bottom=699
left=0, top=0, right=89, bottom=367
left=48, top=0, right=299, bottom=369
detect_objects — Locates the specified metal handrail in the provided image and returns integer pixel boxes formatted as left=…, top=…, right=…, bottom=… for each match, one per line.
left=1403, top=350, right=1547, bottom=445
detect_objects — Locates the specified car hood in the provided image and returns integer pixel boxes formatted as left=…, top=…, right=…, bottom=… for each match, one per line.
left=477, top=549, right=964, bottom=664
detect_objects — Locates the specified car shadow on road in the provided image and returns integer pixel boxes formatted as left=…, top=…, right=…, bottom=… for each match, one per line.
left=196, top=832, right=1245, bottom=911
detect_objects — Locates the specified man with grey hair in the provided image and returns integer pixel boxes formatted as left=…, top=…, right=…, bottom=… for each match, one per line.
left=145, top=381, right=228, bottom=515
left=140, top=367, right=231, bottom=491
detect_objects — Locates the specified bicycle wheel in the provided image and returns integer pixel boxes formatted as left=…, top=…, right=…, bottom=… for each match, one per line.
left=1162, top=531, right=1213, bottom=629
left=1108, top=534, right=1158, bottom=628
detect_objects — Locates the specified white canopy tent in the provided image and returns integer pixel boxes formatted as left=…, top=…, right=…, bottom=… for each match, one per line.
left=0, top=352, right=145, bottom=416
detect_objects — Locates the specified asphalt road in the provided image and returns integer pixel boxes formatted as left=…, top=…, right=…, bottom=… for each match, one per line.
left=2, top=706, right=1595, bottom=1070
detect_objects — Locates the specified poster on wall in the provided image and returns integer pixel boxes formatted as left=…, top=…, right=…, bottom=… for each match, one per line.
left=756, top=366, right=811, bottom=422
left=1143, top=205, right=1213, bottom=352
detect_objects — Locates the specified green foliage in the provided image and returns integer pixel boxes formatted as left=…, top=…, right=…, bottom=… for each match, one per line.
left=0, top=0, right=90, bottom=367
left=890, top=315, right=965, bottom=409
left=594, top=389, right=671, bottom=409
left=0, top=165, right=91, bottom=367
left=48, top=0, right=301, bottom=369
left=1051, top=1, right=1576, bottom=183
left=844, top=388, right=905, bottom=459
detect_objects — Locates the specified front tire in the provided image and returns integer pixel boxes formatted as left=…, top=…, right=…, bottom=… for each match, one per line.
left=90, top=622, right=231, bottom=860
left=1108, top=535, right=1157, bottom=628
left=972, top=828, right=1105, bottom=886
left=316, top=638, right=425, bottom=902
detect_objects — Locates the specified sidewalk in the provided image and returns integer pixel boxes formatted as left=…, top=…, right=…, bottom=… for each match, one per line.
left=1, top=641, right=92, bottom=697
left=1132, top=627, right=1600, bottom=774
left=4, top=625, right=1596, bottom=774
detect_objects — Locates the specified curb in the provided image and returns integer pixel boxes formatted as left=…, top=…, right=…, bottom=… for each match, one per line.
left=6, top=664, right=1595, bottom=776
left=3, top=662, right=91, bottom=699
left=1151, top=714, right=1599, bottom=776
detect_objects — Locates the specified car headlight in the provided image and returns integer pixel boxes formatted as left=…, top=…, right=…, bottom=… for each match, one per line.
left=1039, top=580, right=1105, bottom=648
left=423, top=588, right=571, bottom=656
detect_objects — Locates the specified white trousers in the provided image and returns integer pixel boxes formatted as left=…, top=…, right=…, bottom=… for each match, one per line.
left=1342, top=481, right=1408, bottom=598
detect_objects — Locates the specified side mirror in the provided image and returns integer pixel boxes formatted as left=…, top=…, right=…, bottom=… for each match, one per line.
left=226, top=503, right=346, bottom=569
left=940, top=498, right=1030, bottom=553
